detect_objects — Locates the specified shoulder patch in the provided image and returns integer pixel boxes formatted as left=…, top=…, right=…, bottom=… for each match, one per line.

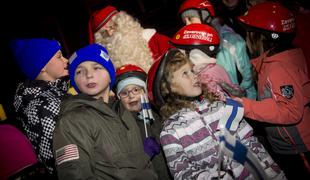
left=280, top=85, right=294, bottom=99
left=56, top=144, right=79, bottom=165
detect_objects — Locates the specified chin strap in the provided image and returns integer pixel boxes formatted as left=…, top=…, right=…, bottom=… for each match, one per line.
left=168, top=92, right=202, bottom=103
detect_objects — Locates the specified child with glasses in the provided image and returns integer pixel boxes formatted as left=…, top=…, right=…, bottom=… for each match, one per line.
left=113, top=64, right=172, bottom=180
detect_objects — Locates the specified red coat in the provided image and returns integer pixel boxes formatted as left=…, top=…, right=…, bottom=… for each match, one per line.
left=242, top=48, right=310, bottom=154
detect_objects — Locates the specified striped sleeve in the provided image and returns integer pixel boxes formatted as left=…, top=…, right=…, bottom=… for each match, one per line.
left=160, top=118, right=215, bottom=180
left=237, top=120, right=286, bottom=179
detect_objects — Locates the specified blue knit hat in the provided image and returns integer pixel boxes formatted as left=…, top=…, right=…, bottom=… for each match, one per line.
left=10, top=38, right=61, bottom=80
left=69, top=43, right=116, bottom=93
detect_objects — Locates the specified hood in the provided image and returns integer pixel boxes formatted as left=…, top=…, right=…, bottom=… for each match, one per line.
left=252, top=48, right=306, bottom=70
left=59, top=94, right=116, bottom=119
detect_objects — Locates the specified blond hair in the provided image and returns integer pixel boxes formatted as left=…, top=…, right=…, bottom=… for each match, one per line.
left=160, top=51, right=218, bottom=119
left=94, top=11, right=153, bottom=72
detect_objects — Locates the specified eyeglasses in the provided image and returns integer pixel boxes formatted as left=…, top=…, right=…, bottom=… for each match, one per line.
left=118, top=87, right=144, bottom=98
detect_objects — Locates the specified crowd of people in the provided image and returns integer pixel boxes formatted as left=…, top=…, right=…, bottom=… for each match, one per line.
left=1, top=0, right=310, bottom=180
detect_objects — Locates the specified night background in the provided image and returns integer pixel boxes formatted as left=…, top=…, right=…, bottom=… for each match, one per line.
left=0, top=0, right=183, bottom=121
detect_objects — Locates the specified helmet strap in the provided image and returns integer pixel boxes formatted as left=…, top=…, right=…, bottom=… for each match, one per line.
left=200, top=10, right=212, bottom=24
left=169, top=91, right=202, bottom=102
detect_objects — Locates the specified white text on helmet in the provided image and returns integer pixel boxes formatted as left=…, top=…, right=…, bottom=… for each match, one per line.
left=183, top=30, right=213, bottom=42
left=281, top=18, right=295, bottom=32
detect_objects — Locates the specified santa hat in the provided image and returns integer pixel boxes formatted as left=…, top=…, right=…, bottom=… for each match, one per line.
left=10, top=38, right=60, bottom=80
left=116, top=77, right=146, bottom=95
left=69, top=44, right=116, bottom=93
left=88, top=5, right=119, bottom=43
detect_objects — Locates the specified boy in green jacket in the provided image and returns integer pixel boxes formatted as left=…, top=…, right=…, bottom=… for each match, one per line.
left=53, top=44, right=157, bottom=180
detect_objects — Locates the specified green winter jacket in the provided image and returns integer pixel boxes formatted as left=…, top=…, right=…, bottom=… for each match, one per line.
left=113, top=100, right=172, bottom=180
left=53, top=94, right=158, bottom=180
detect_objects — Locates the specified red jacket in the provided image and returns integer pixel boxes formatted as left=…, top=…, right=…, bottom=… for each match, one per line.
left=242, top=48, right=310, bottom=154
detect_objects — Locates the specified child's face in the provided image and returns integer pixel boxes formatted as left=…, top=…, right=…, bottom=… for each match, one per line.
left=118, top=84, right=144, bottom=112
left=74, top=61, right=111, bottom=99
left=170, top=62, right=202, bottom=97
left=44, top=50, right=68, bottom=81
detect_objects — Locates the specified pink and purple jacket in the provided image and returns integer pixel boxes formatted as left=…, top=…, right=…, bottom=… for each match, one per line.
left=160, top=99, right=284, bottom=179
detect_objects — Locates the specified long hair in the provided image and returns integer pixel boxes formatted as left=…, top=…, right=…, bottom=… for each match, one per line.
left=94, top=11, right=153, bottom=72
left=159, top=51, right=218, bottom=119
left=246, top=31, right=267, bottom=58
left=246, top=29, right=296, bottom=58
left=246, top=30, right=295, bottom=83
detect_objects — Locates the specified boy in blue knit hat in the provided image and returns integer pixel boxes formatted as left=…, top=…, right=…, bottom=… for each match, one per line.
left=10, top=38, right=69, bottom=178
left=53, top=44, right=158, bottom=180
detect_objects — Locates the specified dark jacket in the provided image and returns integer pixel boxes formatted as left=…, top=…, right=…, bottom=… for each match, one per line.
left=53, top=94, right=157, bottom=180
left=14, top=76, right=69, bottom=175
left=113, top=100, right=172, bottom=180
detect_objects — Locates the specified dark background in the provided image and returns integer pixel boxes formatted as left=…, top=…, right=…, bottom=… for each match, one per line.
left=0, top=0, right=183, bottom=120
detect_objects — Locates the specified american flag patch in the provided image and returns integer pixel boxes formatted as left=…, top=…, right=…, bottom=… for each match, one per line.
left=56, top=144, right=79, bottom=165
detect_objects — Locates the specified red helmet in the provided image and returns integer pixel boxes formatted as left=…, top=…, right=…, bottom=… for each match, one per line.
left=170, top=23, right=220, bottom=57
left=147, top=49, right=181, bottom=108
left=114, top=64, right=146, bottom=92
left=179, top=0, right=215, bottom=17
left=238, top=2, right=295, bottom=34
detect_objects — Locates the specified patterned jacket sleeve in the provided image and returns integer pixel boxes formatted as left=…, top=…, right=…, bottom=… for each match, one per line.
left=160, top=119, right=217, bottom=180
left=236, top=120, right=285, bottom=179
left=19, top=93, right=61, bottom=174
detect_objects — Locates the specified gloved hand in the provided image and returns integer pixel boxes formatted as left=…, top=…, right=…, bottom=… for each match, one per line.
left=219, top=82, right=246, bottom=98
left=143, top=137, right=161, bottom=158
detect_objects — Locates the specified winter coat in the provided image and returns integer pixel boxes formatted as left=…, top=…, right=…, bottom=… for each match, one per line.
left=242, top=48, right=310, bottom=154
left=13, top=76, right=69, bottom=175
left=53, top=94, right=158, bottom=180
left=213, top=21, right=257, bottom=99
left=123, top=105, right=172, bottom=180
left=160, top=99, right=285, bottom=180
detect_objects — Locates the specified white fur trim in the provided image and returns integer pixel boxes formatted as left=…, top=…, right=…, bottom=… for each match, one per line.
left=142, top=29, right=156, bottom=42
